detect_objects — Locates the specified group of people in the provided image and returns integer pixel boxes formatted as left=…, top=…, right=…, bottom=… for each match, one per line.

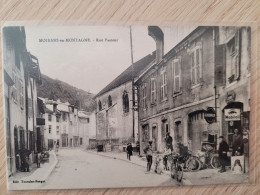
left=143, top=132, right=173, bottom=173
left=218, top=128, right=245, bottom=173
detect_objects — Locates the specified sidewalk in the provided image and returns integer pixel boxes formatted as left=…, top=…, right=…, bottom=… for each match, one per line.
left=184, top=167, right=249, bottom=185
left=8, top=150, right=58, bottom=190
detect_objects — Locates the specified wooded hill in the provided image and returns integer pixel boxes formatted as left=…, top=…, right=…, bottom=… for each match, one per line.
left=37, top=74, right=96, bottom=112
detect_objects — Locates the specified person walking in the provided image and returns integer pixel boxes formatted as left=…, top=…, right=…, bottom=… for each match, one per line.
left=165, top=132, right=173, bottom=151
left=232, top=129, right=243, bottom=156
left=218, top=136, right=229, bottom=173
left=126, top=143, right=133, bottom=160
left=143, top=140, right=153, bottom=173
left=56, top=140, right=60, bottom=153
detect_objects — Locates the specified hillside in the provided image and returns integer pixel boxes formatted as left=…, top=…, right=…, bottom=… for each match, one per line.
left=37, top=74, right=96, bottom=112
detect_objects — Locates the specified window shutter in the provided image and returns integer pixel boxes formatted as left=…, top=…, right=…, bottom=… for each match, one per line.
left=215, top=44, right=226, bottom=86
left=234, top=29, right=241, bottom=80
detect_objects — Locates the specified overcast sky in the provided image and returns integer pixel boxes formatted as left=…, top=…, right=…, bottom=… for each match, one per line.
left=25, top=25, right=195, bottom=94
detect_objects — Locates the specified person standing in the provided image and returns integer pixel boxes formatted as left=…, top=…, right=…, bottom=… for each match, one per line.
left=232, top=129, right=243, bottom=156
left=165, top=132, right=173, bottom=151
left=218, top=136, right=229, bottom=173
left=56, top=140, right=60, bottom=153
left=126, top=143, right=133, bottom=160
left=143, top=140, right=153, bottom=173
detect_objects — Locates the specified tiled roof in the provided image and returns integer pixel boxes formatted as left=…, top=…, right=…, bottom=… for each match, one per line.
left=95, top=51, right=156, bottom=97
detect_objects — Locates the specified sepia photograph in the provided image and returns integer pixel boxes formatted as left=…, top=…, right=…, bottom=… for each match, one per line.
left=2, top=24, right=251, bottom=190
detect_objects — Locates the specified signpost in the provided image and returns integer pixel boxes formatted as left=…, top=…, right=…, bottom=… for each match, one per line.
left=205, top=107, right=216, bottom=124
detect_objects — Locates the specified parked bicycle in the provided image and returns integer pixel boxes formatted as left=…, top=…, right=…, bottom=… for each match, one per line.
left=197, top=141, right=220, bottom=169
left=168, top=153, right=184, bottom=182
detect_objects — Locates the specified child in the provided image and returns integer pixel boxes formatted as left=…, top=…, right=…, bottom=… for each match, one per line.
left=36, top=152, right=41, bottom=168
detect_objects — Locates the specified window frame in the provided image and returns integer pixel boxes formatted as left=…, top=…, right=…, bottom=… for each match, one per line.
left=190, top=43, right=203, bottom=87
left=150, top=78, right=156, bottom=105
left=160, top=70, right=168, bottom=101
left=172, top=58, right=182, bottom=94
left=142, top=83, right=147, bottom=109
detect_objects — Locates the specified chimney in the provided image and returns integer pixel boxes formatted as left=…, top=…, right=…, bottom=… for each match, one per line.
left=148, top=26, right=164, bottom=63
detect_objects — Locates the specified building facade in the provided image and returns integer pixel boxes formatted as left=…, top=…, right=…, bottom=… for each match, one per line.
left=3, top=27, right=42, bottom=176
left=95, top=52, right=156, bottom=149
left=135, top=26, right=251, bottom=156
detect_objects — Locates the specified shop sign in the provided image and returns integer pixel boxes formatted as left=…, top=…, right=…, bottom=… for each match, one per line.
left=204, top=107, right=216, bottom=124
left=224, top=108, right=240, bottom=121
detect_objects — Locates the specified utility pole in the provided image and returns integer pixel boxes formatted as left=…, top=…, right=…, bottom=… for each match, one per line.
left=130, top=26, right=135, bottom=143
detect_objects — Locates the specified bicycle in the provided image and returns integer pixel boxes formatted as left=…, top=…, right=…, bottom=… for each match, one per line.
left=168, top=153, right=184, bottom=182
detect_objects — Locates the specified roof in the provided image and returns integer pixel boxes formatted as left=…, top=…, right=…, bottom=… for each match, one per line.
left=95, top=51, right=156, bottom=97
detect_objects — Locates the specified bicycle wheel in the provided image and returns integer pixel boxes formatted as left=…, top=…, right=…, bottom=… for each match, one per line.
left=186, top=157, right=201, bottom=171
left=210, top=156, right=220, bottom=169
left=175, top=164, right=183, bottom=182
left=170, top=163, right=175, bottom=179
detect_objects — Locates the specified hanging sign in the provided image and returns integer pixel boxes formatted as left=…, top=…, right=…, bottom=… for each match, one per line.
left=204, top=107, right=216, bottom=124
left=224, top=108, right=241, bottom=121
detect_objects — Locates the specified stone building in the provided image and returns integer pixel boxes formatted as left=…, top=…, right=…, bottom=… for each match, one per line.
left=135, top=26, right=250, bottom=155
left=95, top=52, right=156, bottom=149
left=3, top=27, right=42, bottom=176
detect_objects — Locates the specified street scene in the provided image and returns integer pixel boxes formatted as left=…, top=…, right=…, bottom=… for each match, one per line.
left=3, top=25, right=250, bottom=190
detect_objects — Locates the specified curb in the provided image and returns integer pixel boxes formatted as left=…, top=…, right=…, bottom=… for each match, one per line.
left=41, top=150, right=58, bottom=181
left=86, top=150, right=146, bottom=168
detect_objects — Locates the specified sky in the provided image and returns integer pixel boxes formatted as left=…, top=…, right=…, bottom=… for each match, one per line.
left=24, top=25, right=195, bottom=94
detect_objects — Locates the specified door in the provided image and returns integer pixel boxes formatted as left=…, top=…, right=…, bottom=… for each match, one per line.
left=14, top=127, right=19, bottom=169
left=152, top=126, right=158, bottom=151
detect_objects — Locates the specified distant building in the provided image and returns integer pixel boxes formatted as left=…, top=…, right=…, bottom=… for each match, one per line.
left=95, top=52, right=156, bottom=149
left=78, top=111, right=96, bottom=148
left=3, top=27, right=42, bottom=176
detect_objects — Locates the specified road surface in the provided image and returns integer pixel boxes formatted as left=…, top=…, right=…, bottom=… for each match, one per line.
left=41, top=148, right=181, bottom=189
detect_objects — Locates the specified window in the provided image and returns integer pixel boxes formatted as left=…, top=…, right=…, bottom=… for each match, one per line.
left=49, top=125, right=52, bottom=134
left=160, top=70, right=167, bottom=101
left=123, top=91, right=129, bottom=113
left=151, top=78, right=156, bottom=104
left=62, top=113, right=67, bottom=121
left=190, top=44, right=202, bottom=86
left=63, top=125, right=66, bottom=133
left=19, top=80, right=24, bottom=109
left=227, top=30, right=240, bottom=84
left=56, top=115, right=60, bottom=122
left=142, top=83, right=147, bottom=109
left=56, top=126, right=60, bottom=134
left=98, top=100, right=102, bottom=111
left=108, top=95, right=112, bottom=107
left=11, top=71, right=18, bottom=102
left=86, top=118, right=90, bottom=123
left=172, top=58, right=182, bottom=93
left=48, top=114, right=52, bottom=122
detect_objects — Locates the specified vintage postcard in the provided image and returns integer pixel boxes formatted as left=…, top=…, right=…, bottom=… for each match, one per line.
left=2, top=23, right=251, bottom=190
